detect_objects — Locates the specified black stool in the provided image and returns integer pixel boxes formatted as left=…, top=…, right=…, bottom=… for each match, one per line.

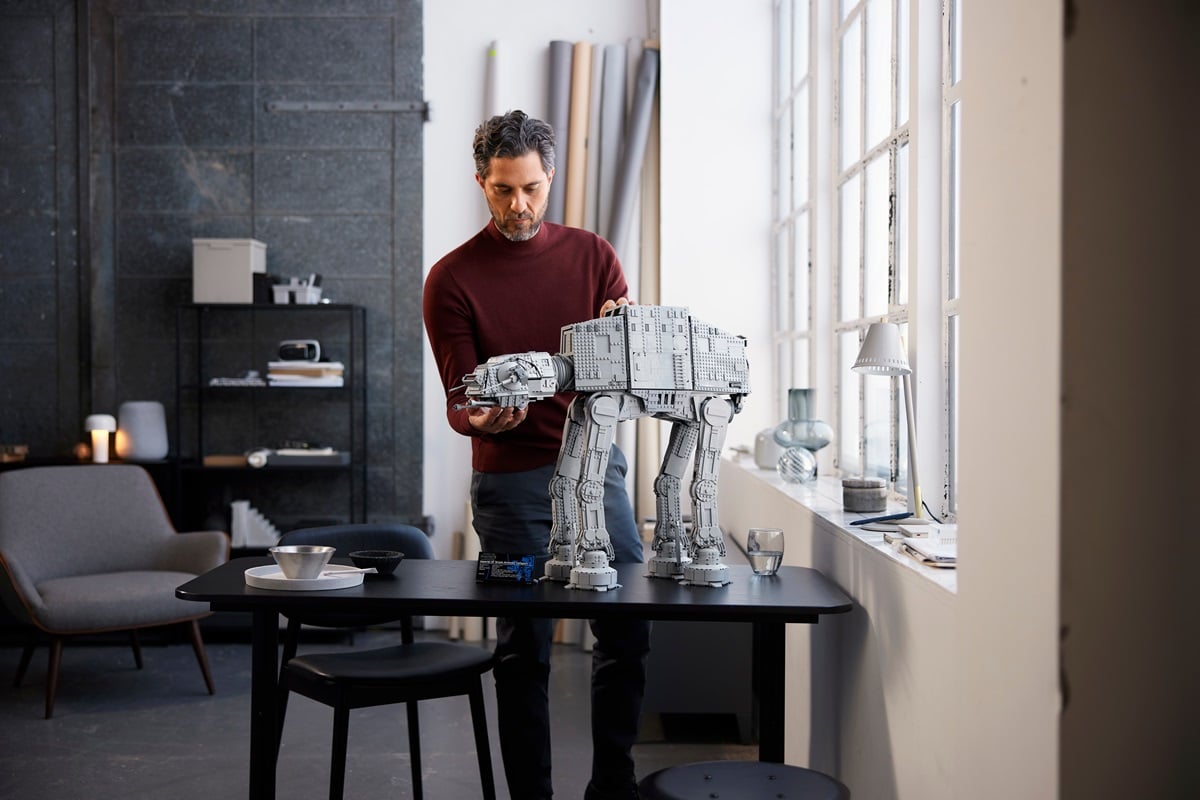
left=638, top=760, right=849, bottom=799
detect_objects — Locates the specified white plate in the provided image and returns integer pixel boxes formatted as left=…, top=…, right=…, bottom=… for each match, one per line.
left=244, top=563, right=365, bottom=591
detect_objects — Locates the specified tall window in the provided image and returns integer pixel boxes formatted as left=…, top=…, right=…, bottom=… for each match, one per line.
left=771, top=0, right=961, bottom=519
left=771, top=0, right=814, bottom=419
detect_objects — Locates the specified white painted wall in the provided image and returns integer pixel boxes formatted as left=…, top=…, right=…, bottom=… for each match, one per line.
left=657, top=0, right=775, bottom=446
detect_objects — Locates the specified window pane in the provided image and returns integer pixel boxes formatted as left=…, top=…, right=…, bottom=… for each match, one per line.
left=792, top=337, right=811, bottom=393
left=838, top=331, right=861, bottom=474
left=863, top=155, right=889, bottom=317
left=894, top=322, right=911, bottom=496
left=839, top=16, right=862, bottom=169
left=896, top=141, right=909, bottom=304
left=948, top=313, right=959, bottom=512
left=793, top=211, right=810, bottom=330
left=838, top=176, right=861, bottom=321
left=794, top=0, right=810, bottom=80
left=777, top=108, right=793, bottom=215
left=863, top=368, right=892, bottom=482
left=776, top=0, right=792, bottom=103
left=792, top=83, right=809, bottom=208
left=951, top=0, right=962, bottom=85
left=897, top=0, right=910, bottom=126
left=775, top=224, right=790, bottom=331
left=949, top=100, right=961, bottom=299
left=864, top=0, right=892, bottom=150
left=839, top=0, right=857, bottom=23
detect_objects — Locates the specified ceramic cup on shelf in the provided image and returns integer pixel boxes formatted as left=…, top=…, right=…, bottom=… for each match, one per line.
left=115, top=401, right=169, bottom=462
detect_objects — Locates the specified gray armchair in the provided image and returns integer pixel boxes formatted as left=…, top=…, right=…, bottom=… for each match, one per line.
left=0, top=465, right=229, bottom=717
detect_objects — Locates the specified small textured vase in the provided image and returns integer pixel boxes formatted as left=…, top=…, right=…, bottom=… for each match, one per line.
left=115, top=401, right=169, bottom=461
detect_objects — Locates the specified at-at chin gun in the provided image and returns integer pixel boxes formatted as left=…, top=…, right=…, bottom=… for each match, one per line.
left=452, top=352, right=575, bottom=411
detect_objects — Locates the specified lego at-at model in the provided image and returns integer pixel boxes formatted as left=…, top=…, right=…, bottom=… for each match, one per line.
left=456, top=305, right=750, bottom=590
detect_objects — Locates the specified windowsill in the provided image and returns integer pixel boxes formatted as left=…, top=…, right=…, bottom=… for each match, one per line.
left=724, top=453, right=957, bottom=595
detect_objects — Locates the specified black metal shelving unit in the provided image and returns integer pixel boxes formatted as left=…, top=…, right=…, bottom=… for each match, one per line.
left=174, top=303, right=366, bottom=537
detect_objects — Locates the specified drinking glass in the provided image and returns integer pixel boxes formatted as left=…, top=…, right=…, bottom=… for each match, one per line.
left=747, top=527, right=784, bottom=576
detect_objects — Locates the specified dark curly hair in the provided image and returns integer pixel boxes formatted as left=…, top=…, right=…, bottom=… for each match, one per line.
left=472, top=110, right=557, bottom=179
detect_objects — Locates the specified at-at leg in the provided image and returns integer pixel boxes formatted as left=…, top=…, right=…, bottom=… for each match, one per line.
left=567, top=393, right=623, bottom=591
left=647, top=420, right=700, bottom=578
left=681, top=397, right=734, bottom=587
left=545, top=397, right=588, bottom=581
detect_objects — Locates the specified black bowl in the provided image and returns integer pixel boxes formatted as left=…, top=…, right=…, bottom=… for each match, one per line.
left=348, top=549, right=405, bottom=576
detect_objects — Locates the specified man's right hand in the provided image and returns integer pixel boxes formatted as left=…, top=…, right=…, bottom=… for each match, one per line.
left=468, top=405, right=527, bottom=434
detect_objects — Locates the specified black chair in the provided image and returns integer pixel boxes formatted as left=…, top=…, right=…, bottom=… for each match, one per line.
left=638, top=760, right=849, bottom=799
left=274, top=523, right=496, bottom=800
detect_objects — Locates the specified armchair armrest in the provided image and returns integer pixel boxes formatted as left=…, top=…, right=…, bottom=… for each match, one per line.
left=159, top=530, right=229, bottom=574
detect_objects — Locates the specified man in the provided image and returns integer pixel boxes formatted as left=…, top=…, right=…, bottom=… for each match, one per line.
left=423, top=110, right=650, bottom=800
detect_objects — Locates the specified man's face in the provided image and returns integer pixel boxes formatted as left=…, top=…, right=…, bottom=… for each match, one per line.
left=476, top=151, right=553, bottom=242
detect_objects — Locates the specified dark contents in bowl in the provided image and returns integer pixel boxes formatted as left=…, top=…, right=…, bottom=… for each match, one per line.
left=348, top=549, right=405, bottom=576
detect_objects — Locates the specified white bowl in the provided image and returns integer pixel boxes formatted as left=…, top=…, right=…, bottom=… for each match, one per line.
left=268, top=545, right=335, bottom=580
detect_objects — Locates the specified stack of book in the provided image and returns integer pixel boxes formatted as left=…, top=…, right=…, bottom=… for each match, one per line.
left=266, top=361, right=344, bottom=387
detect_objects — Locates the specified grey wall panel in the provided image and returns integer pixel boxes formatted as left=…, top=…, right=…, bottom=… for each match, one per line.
left=0, top=14, right=54, bottom=79
left=0, top=154, right=55, bottom=213
left=0, top=217, right=56, bottom=276
left=255, top=16, right=394, bottom=84
left=117, top=85, right=255, bottom=147
left=255, top=215, right=394, bottom=278
left=115, top=149, right=254, bottom=212
left=115, top=16, right=253, bottom=82
left=254, top=150, right=392, bottom=213
left=0, top=85, right=55, bottom=145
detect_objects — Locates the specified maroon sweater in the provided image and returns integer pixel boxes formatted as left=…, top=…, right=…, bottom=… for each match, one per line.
left=423, top=220, right=629, bottom=473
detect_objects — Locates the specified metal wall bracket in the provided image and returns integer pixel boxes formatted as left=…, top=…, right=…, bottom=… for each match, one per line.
left=266, top=100, right=430, bottom=121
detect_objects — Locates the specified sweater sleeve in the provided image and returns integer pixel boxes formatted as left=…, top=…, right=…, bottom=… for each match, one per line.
left=422, top=259, right=480, bottom=438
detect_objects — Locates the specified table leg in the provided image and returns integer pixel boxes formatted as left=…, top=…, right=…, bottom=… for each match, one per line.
left=754, top=621, right=786, bottom=762
left=249, top=608, right=279, bottom=799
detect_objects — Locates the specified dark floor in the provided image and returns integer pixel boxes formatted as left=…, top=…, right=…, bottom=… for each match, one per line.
left=0, top=624, right=756, bottom=800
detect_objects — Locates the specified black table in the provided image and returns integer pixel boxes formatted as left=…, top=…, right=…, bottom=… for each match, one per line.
left=177, top=557, right=852, bottom=800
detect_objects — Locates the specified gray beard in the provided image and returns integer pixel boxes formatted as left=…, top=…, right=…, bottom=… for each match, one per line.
left=496, top=217, right=541, bottom=242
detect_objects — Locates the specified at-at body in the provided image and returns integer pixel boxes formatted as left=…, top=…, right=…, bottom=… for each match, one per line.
left=458, top=305, right=750, bottom=589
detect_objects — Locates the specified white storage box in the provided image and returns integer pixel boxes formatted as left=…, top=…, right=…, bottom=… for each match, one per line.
left=192, top=239, right=266, bottom=303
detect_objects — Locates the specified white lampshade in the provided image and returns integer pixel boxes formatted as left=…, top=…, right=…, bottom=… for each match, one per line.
left=852, top=322, right=910, bottom=376
left=84, top=414, right=117, bottom=464
left=84, top=414, right=117, bottom=433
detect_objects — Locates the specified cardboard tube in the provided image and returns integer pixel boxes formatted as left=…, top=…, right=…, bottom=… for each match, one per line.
left=546, top=40, right=573, bottom=224
left=564, top=41, right=592, bottom=228
left=607, top=47, right=659, bottom=258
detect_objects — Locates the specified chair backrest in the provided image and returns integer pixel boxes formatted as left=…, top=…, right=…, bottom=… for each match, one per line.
left=0, top=465, right=177, bottom=587
left=276, top=523, right=433, bottom=560
left=274, top=523, right=433, bottom=633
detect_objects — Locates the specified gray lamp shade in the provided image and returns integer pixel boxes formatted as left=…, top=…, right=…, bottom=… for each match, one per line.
left=852, top=322, right=910, bottom=376
left=115, top=401, right=169, bottom=461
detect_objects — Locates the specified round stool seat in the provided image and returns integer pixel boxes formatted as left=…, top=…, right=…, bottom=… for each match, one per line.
left=638, top=760, right=849, bottom=800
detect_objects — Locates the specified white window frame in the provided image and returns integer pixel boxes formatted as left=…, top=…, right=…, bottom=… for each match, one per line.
left=770, top=0, right=959, bottom=521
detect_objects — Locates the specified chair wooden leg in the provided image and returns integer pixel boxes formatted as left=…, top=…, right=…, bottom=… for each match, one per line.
left=44, top=637, right=63, bottom=719
left=330, top=703, right=351, bottom=800
left=406, top=700, right=423, bottom=800
left=129, top=629, right=144, bottom=669
left=187, top=620, right=215, bottom=695
left=468, top=679, right=497, bottom=800
left=14, top=634, right=35, bottom=687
